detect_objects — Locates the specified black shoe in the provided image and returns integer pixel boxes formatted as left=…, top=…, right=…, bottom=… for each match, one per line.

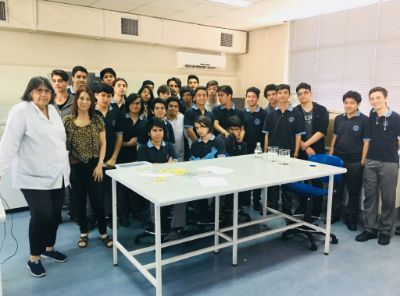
left=27, top=259, right=46, bottom=277
left=378, top=233, right=390, bottom=245
left=355, top=231, right=377, bottom=242
left=41, top=250, right=68, bottom=263
left=253, top=202, right=261, bottom=212
left=119, top=217, right=130, bottom=228
left=346, top=223, right=357, bottom=231
left=395, top=227, right=400, bottom=236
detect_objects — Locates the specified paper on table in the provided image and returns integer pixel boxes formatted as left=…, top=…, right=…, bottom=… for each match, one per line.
left=197, top=177, right=229, bottom=187
left=197, top=166, right=234, bottom=175
left=140, top=173, right=173, bottom=177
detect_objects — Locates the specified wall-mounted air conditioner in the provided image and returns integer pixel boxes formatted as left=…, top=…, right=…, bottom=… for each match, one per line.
left=177, top=51, right=226, bottom=70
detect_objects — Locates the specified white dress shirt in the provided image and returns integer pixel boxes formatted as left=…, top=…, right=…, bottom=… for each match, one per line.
left=0, top=101, right=70, bottom=189
left=167, top=113, right=185, bottom=162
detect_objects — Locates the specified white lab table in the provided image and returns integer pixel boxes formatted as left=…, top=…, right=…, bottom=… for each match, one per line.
left=106, top=154, right=346, bottom=296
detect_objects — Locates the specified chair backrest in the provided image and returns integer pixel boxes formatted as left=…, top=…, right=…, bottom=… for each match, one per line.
left=308, top=154, right=344, bottom=183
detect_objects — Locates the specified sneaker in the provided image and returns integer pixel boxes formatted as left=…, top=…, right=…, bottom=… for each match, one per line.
left=41, top=250, right=68, bottom=263
left=27, top=259, right=46, bottom=277
left=355, top=230, right=377, bottom=242
left=378, top=233, right=390, bottom=245
left=346, top=222, right=357, bottom=232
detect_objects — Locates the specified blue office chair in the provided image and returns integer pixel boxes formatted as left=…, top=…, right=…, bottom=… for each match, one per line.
left=281, top=154, right=344, bottom=251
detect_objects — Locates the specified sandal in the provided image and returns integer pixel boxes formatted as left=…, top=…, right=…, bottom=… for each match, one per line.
left=78, top=234, right=88, bottom=248
left=100, top=235, right=113, bottom=248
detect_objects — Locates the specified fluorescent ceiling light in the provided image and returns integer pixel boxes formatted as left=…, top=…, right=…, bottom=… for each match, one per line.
left=208, top=0, right=252, bottom=8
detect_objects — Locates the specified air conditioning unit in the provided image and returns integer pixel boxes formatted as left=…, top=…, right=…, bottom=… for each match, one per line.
left=177, top=51, right=226, bottom=70
left=0, top=0, right=8, bottom=22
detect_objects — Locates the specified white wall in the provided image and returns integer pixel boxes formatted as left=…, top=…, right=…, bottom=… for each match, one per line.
left=0, top=29, right=239, bottom=105
left=237, top=24, right=289, bottom=107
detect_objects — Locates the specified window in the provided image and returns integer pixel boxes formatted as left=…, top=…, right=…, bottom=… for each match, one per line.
left=289, top=1, right=400, bottom=113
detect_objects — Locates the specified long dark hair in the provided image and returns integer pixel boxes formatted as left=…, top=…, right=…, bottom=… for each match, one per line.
left=21, top=76, right=55, bottom=104
left=126, top=93, right=145, bottom=116
left=72, top=87, right=96, bottom=119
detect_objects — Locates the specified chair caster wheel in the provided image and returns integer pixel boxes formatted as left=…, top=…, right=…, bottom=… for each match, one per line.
left=331, top=237, right=338, bottom=244
left=310, top=244, right=318, bottom=251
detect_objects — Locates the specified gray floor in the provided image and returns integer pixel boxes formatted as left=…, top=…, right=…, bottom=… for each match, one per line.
left=1, top=210, right=399, bottom=296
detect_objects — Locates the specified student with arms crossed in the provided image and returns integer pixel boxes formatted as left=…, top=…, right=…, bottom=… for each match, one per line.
left=355, top=87, right=400, bottom=245
left=329, top=91, right=370, bottom=231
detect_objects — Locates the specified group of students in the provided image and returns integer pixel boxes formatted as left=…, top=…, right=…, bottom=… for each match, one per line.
left=0, top=65, right=399, bottom=278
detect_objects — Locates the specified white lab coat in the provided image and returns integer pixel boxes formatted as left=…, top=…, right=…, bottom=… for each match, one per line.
left=0, top=101, right=70, bottom=189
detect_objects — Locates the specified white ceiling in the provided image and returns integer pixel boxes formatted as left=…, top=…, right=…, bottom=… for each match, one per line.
left=44, top=0, right=387, bottom=31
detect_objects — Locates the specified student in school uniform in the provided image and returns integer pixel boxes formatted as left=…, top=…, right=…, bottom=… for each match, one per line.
left=94, top=84, right=126, bottom=227
left=100, top=67, right=116, bottom=87
left=157, top=85, right=172, bottom=101
left=112, top=78, right=128, bottom=112
left=205, top=80, right=220, bottom=112
left=67, top=65, right=88, bottom=96
left=223, top=116, right=251, bottom=221
left=242, top=87, right=267, bottom=211
left=263, top=84, right=305, bottom=214
left=138, top=85, right=154, bottom=119
left=145, top=98, right=175, bottom=144
left=118, top=93, right=148, bottom=221
left=187, top=74, right=199, bottom=91
left=137, top=119, right=186, bottom=241
left=167, top=77, right=186, bottom=114
left=329, top=91, right=370, bottom=231
left=213, top=85, right=245, bottom=142
left=184, top=86, right=215, bottom=147
left=180, top=86, right=195, bottom=112
left=189, top=116, right=226, bottom=222
left=263, top=84, right=278, bottom=115
left=355, top=87, right=400, bottom=245
left=295, top=82, right=329, bottom=218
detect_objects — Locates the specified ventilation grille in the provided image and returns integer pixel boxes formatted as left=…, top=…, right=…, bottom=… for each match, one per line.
left=121, top=18, right=138, bottom=36
left=0, top=1, right=6, bottom=21
left=220, top=33, right=233, bottom=47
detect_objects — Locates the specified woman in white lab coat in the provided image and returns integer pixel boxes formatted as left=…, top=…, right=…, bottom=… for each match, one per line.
left=0, top=77, right=70, bottom=277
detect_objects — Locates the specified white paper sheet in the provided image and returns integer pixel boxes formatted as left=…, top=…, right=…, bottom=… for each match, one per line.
left=197, top=166, right=234, bottom=175
left=197, top=177, right=229, bottom=187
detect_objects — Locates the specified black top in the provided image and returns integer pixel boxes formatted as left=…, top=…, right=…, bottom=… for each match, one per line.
left=137, top=141, right=177, bottom=163
left=96, top=106, right=124, bottom=161
left=184, top=106, right=215, bottom=137
left=225, top=135, right=247, bottom=156
left=367, top=109, right=400, bottom=163
left=118, top=114, right=148, bottom=163
left=212, top=104, right=243, bottom=134
left=111, top=101, right=126, bottom=113
left=189, top=135, right=226, bottom=159
left=295, top=102, right=329, bottom=155
left=262, top=106, right=305, bottom=156
left=333, top=112, right=370, bottom=163
left=243, top=106, right=267, bottom=153
left=143, top=118, right=175, bottom=144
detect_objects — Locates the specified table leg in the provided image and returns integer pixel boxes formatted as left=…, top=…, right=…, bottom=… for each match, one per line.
left=155, top=204, right=163, bottom=296
left=112, top=179, right=118, bottom=266
left=214, top=195, right=220, bottom=254
left=324, top=175, right=334, bottom=255
left=263, top=187, right=268, bottom=217
left=232, top=192, right=238, bottom=266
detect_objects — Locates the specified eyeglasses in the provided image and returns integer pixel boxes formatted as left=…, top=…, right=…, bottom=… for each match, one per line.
left=297, top=90, right=310, bottom=97
left=33, top=88, right=51, bottom=95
